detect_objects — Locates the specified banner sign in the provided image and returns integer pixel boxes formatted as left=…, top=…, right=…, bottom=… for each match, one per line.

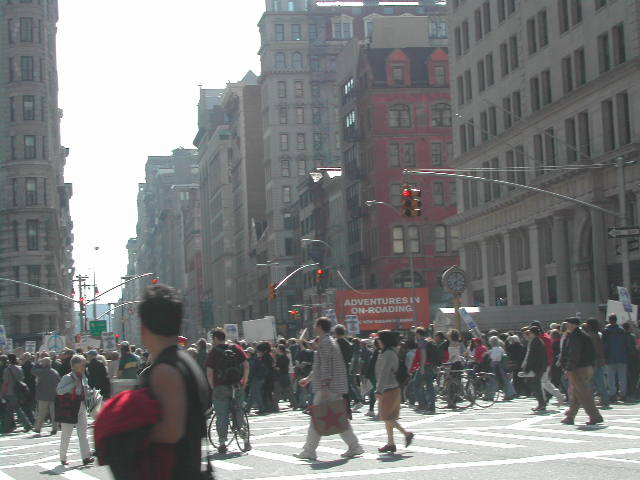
left=223, top=324, right=239, bottom=342
left=25, top=341, right=37, bottom=353
left=345, top=315, right=360, bottom=335
left=336, top=288, right=430, bottom=331
left=0, top=325, right=7, bottom=346
left=617, top=286, right=633, bottom=313
left=102, top=332, right=117, bottom=351
left=5, top=338, right=13, bottom=352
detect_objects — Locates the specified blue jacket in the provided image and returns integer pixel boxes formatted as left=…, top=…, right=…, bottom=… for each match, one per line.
left=602, top=324, right=629, bottom=364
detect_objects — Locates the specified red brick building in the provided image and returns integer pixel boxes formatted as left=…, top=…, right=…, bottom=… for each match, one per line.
left=339, top=42, right=459, bottom=322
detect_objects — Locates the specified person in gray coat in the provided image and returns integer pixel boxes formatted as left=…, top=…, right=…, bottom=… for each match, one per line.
left=32, top=356, right=60, bottom=435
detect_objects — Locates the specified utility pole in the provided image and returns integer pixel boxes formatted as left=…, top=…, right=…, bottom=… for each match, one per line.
left=617, top=157, right=631, bottom=292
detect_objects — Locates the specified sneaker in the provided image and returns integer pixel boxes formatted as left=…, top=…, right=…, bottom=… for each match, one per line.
left=217, top=444, right=228, bottom=455
left=365, top=410, right=376, bottom=417
left=82, top=457, right=95, bottom=466
left=405, top=432, right=415, bottom=448
left=378, top=444, right=397, bottom=454
left=586, top=416, right=604, bottom=426
left=294, top=452, right=317, bottom=461
left=341, top=446, right=364, bottom=458
left=560, top=417, right=574, bottom=425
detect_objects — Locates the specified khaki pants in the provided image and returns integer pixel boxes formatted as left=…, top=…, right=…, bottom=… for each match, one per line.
left=34, top=400, right=56, bottom=432
left=60, top=401, right=91, bottom=462
left=566, top=366, right=601, bottom=420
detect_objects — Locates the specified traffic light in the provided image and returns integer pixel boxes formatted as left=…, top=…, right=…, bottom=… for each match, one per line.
left=401, top=185, right=422, bottom=217
left=289, top=309, right=299, bottom=319
left=316, top=268, right=326, bottom=284
left=79, top=297, right=87, bottom=322
left=152, top=277, right=159, bottom=285
left=269, top=283, right=277, bottom=299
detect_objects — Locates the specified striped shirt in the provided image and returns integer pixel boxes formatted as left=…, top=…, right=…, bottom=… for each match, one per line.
left=311, top=334, right=348, bottom=395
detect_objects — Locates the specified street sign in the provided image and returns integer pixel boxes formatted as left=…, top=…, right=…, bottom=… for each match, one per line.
left=89, top=320, right=107, bottom=337
left=345, top=315, right=360, bottom=335
left=608, top=226, right=640, bottom=238
left=0, top=325, right=7, bottom=347
left=102, top=332, right=116, bottom=351
left=25, top=341, right=36, bottom=353
left=617, top=286, right=633, bottom=313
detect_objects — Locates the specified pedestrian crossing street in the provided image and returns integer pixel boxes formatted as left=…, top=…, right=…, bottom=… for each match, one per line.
left=1, top=399, right=640, bottom=479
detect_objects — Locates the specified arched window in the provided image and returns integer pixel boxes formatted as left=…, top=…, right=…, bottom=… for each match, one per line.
left=389, top=104, right=411, bottom=128
left=275, top=52, right=286, bottom=69
left=432, top=103, right=452, bottom=127
left=434, top=225, right=447, bottom=253
left=292, top=52, right=303, bottom=69
left=393, top=270, right=424, bottom=288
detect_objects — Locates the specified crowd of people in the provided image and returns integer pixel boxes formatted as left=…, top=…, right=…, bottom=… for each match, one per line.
left=1, top=281, right=639, bottom=476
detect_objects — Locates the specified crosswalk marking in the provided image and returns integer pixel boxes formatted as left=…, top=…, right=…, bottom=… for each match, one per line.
left=412, top=434, right=523, bottom=449
left=209, top=460, right=253, bottom=471
left=38, top=463, right=100, bottom=479
left=459, top=430, right=587, bottom=444
left=512, top=426, right=640, bottom=440
left=0, top=471, right=16, bottom=480
left=593, top=456, right=640, bottom=465
left=357, top=440, right=456, bottom=455
left=247, top=449, right=309, bottom=464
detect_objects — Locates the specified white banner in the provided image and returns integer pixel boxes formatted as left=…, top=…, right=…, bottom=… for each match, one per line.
left=345, top=315, right=360, bottom=335
left=25, top=341, right=36, bottom=353
left=223, top=324, right=239, bottom=342
left=5, top=338, right=13, bottom=352
left=102, top=332, right=117, bottom=351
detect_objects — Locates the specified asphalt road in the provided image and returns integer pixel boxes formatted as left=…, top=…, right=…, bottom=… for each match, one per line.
left=1, top=399, right=640, bottom=479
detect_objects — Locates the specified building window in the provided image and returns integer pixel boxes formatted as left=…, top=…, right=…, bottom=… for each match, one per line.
left=275, top=52, right=286, bottom=69
left=565, top=118, right=577, bottom=163
left=389, top=143, right=400, bottom=167
left=389, top=104, right=411, bottom=128
left=434, top=225, right=447, bottom=253
left=311, top=82, right=320, bottom=98
left=454, top=26, right=462, bottom=57
left=291, top=24, right=302, bottom=41
left=278, top=81, right=286, bottom=98
left=393, top=271, right=424, bottom=289
left=295, top=106, right=304, bottom=124
left=430, top=19, right=448, bottom=39
left=309, top=23, right=318, bottom=41
left=26, top=220, right=39, bottom=250
left=294, top=80, right=303, bottom=97
left=486, top=53, right=495, bottom=86
left=22, top=95, right=35, bottom=120
left=533, top=134, right=544, bottom=173
left=480, top=111, right=488, bottom=141
left=459, top=125, right=467, bottom=154
left=280, top=133, right=289, bottom=151
left=282, top=186, right=291, bottom=203
left=474, top=9, right=483, bottom=42
left=21, top=56, right=34, bottom=81
left=574, top=47, right=586, bottom=86
left=279, top=107, right=288, bottom=124
left=612, top=23, right=626, bottom=66
left=298, top=158, right=306, bottom=176
left=296, top=133, right=306, bottom=150
left=558, top=0, right=569, bottom=33
left=541, top=69, right=552, bottom=105
left=491, top=157, right=501, bottom=198
left=462, top=20, right=470, bottom=51
left=431, top=103, right=451, bottom=127
left=530, top=76, right=541, bottom=112
left=24, top=135, right=36, bottom=159
left=516, top=146, right=526, bottom=185
left=503, top=96, right=512, bottom=130
left=464, top=69, right=473, bottom=101
left=509, top=35, right=519, bottom=70
left=292, top=52, right=303, bottom=69
left=392, top=66, right=405, bottom=85
left=617, top=92, right=631, bottom=146
left=12, top=222, right=19, bottom=251
left=404, top=144, right=416, bottom=167
left=393, top=226, right=405, bottom=254
left=281, top=159, right=290, bottom=177
left=312, top=107, right=321, bottom=125
left=467, top=120, right=475, bottom=149
left=602, top=99, right=615, bottom=152
left=434, top=182, right=445, bottom=206
left=561, top=56, right=573, bottom=94
left=25, top=177, right=37, bottom=205
left=456, top=76, right=464, bottom=105
left=498, top=0, right=506, bottom=23
left=27, top=265, right=41, bottom=296
left=477, top=60, right=486, bottom=91
left=578, top=111, right=591, bottom=158
left=482, top=2, right=491, bottom=33
left=500, top=42, right=509, bottom=77
left=544, top=128, right=556, bottom=167
left=408, top=226, right=420, bottom=254
left=19, top=17, right=33, bottom=42
left=570, top=0, right=582, bottom=26
left=9, top=96, right=16, bottom=121
left=313, top=133, right=322, bottom=151
left=309, top=55, right=320, bottom=72
left=275, top=24, right=284, bottom=41
left=527, top=17, right=537, bottom=55
left=598, top=32, right=610, bottom=73
left=431, top=142, right=442, bottom=166
left=506, top=150, right=515, bottom=188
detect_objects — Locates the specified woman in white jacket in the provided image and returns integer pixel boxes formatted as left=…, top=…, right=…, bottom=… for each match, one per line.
left=375, top=330, right=414, bottom=453
left=56, top=355, right=94, bottom=466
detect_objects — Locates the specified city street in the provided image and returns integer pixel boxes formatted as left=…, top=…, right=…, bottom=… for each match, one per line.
left=2, top=399, right=640, bottom=479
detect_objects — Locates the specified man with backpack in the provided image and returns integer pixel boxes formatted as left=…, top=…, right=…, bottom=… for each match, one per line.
left=334, top=325, right=362, bottom=408
left=559, top=317, right=603, bottom=426
left=206, top=328, right=249, bottom=453
left=413, top=328, right=438, bottom=413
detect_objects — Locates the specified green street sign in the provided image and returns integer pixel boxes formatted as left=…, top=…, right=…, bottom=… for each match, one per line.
left=89, top=320, right=107, bottom=337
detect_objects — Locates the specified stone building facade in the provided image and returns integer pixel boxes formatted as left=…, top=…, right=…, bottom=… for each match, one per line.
left=0, top=0, right=75, bottom=343
left=447, top=0, right=640, bottom=316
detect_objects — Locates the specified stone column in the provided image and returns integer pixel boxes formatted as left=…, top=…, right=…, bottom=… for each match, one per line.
left=553, top=214, right=572, bottom=303
left=503, top=231, right=519, bottom=306
left=480, top=239, right=492, bottom=306
left=529, top=224, right=544, bottom=304
left=590, top=209, right=609, bottom=303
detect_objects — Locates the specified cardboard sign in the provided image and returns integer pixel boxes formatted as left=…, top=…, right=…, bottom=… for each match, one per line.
left=336, top=288, right=430, bottom=331
left=617, top=286, right=633, bottom=313
left=223, top=324, right=239, bottom=342
left=43, top=334, right=65, bottom=353
left=25, top=341, right=36, bottom=353
left=102, top=332, right=117, bottom=351
left=5, top=338, right=13, bottom=352
left=345, top=315, right=360, bottom=335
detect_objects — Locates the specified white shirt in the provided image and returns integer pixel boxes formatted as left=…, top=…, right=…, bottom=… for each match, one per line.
left=489, top=346, right=505, bottom=363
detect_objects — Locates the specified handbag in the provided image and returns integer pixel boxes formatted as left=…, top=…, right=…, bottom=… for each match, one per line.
left=310, top=397, right=349, bottom=436
left=55, top=386, right=82, bottom=424
left=8, top=367, right=29, bottom=404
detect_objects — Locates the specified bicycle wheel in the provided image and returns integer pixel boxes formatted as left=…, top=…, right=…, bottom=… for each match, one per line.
left=473, top=376, right=497, bottom=408
left=455, top=375, right=474, bottom=409
left=235, top=410, right=252, bottom=452
left=208, top=411, right=236, bottom=450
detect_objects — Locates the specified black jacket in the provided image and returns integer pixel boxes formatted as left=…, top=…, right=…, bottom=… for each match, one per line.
left=87, top=359, right=111, bottom=399
left=561, top=328, right=596, bottom=371
left=522, top=337, right=548, bottom=374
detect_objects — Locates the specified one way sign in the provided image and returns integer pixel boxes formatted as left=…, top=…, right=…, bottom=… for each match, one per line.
left=608, top=227, right=640, bottom=239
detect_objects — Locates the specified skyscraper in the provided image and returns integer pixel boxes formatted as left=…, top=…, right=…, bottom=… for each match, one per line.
left=0, top=0, right=74, bottom=342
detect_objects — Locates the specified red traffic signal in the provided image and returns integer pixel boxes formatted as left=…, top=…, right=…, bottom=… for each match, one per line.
left=152, top=278, right=159, bottom=285
left=402, top=187, right=412, bottom=198
left=290, top=310, right=299, bottom=316
left=79, top=297, right=85, bottom=305
left=316, top=269, right=325, bottom=276
left=401, top=185, right=422, bottom=217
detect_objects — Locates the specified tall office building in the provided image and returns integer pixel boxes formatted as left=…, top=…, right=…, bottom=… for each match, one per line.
left=258, top=0, right=439, bottom=329
left=447, top=0, right=640, bottom=319
left=0, top=0, right=75, bottom=342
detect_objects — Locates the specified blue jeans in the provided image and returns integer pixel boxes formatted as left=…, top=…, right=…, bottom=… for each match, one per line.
left=212, top=385, right=244, bottom=442
left=245, top=379, right=265, bottom=413
left=592, top=365, right=609, bottom=404
left=607, top=363, right=628, bottom=398
left=347, top=374, right=362, bottom=404
left=491, top=362, right=516, bottom=398
left=3, top=395, right=32, bottom=431
left=414, top=368, right=436, bottom=410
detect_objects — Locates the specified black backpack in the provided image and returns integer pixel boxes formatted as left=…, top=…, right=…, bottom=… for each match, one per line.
left=394, top=351, right=410, bottom=386
left=215, top=345, right=243, bottom=385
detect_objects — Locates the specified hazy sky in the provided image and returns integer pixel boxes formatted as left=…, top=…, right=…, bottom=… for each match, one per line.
left=57, top=0, right=263, bottom=302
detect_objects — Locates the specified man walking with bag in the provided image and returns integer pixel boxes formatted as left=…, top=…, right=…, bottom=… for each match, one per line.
left=295, top=318, right=364, bottom=461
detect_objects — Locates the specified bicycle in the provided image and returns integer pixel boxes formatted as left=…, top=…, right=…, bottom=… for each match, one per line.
left=467, top=370, right=501, bottom=408
left=436, top=363, right=474, bottom=410
left=207, top=385, right=251, bottom=453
